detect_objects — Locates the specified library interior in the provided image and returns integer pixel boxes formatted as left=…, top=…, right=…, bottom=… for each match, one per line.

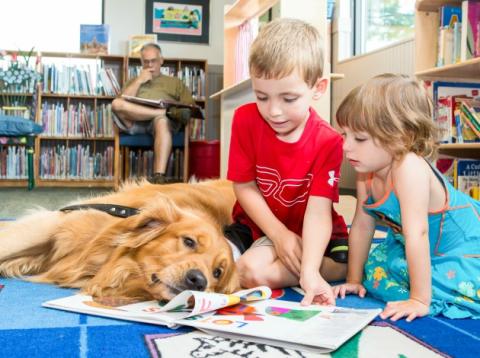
left=0, top=1, right=479, bottom=357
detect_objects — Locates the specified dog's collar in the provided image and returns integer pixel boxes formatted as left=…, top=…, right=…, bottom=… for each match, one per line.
left=59, top=204, right=140, bottom=218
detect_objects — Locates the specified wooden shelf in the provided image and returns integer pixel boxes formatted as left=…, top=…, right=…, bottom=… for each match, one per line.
left=210, top=78, right=251, bottom=99
left=39, top=136, right=115, bottom=141
left=37, top=179, right=115, bottom=188
left=225, top=0, right=278, bottom=28
left=331, top=73, right=345, bottom=80
left=40, top=93, right=116, bottom=100
left=415, top=57, right=480, bottom=80
left=439, top=143, right=480, bottom=159
left=415, top=0, right=461, bottom=12
left=0, top=179, right=29, bottom=187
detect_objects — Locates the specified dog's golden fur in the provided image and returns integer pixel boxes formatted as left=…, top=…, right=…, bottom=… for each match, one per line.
left=0, top=179, right=238, bottom=303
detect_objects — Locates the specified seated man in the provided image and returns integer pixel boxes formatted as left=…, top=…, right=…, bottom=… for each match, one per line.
left=112, top=42, right=196, bottom=184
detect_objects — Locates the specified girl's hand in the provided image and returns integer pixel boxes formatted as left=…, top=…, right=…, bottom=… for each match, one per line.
left=333, top=282, right=366, bottom=299
left=300, top=271, right=335, bottom=306
left=271, top=230, right=302, bottom=277
left=380, top=298, right=430, bottom=322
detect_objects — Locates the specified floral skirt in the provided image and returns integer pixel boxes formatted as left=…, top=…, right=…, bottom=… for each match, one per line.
left=363, top=233, right=480, bottom=319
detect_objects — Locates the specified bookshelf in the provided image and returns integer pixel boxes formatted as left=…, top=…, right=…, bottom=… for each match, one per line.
left=214, top=0, right=342, bottom=177
left=415, top=0, right=480, bottom=159
left=119, top=56, right=208, bottom=183
left=0, top=50, right=41, bottom=187
left=0, top=51, right=209, bottom=188
left=34, top=52, right=122, bottom=187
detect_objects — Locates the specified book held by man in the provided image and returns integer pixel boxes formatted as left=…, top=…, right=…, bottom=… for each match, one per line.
left=43, top=286, right=381, bottom=354
left=121, top=94, right=205, bottom=119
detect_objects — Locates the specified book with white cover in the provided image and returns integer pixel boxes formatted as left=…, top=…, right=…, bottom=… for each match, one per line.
left=43, top=286, right=380, bottom=354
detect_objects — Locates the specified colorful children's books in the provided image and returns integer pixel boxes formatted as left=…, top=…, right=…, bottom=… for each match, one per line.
left=460, top=0, right=480, bottom=60
left=43, top=286, right=381, bottom=354
left=455, top=159, right=480, bottom=200
left=127, top=34, right=157, bottom=57
left=80, top=24, right=110, bottom=55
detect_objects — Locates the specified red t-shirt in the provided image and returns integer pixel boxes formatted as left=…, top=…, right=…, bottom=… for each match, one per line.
left=227, top=103, right=348, bottom=240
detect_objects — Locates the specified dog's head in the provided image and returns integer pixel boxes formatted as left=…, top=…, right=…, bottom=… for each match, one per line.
left=112, top=194, right=239, bottom=301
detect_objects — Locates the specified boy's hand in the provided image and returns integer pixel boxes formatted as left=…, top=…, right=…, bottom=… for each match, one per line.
left=380, top=298, right=430, bottom=322
left=333, top=282, right=366, bottom=299
left=300, top=272, right=335, bottom=306
left=271, top=230, right=302, bottom=277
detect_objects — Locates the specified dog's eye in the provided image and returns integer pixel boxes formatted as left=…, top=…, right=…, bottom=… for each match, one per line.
left=183, top=236, right=196, bottom=249
left=213, top=268, right=223, bottom=279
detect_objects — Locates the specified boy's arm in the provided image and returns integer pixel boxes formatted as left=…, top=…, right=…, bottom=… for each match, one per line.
left=233, top=181, right=302, bottom=276
left=300, top=195, right=335, bottom=305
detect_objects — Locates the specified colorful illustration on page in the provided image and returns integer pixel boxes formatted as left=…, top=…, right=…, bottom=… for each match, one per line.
left=265, top=306, right=320, bottom=321
left=217, top=304, right=264, bottom=321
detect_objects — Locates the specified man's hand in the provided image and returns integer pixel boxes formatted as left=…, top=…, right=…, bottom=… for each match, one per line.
left=300, top=272, right=335, bottom=306
left=137, top=69, right=153, bottom=84
left=333, top=282, right=367, bottom=299
left=380, top=298, right=430, bottom=322
left=271, top=230, right=302, bottom=277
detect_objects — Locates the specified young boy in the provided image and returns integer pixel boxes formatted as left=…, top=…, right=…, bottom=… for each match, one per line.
left=226, top=18, right=349, bottom=306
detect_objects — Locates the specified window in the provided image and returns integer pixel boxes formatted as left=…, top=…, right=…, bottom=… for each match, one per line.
left=0, top=0, right=103, bottom=53
left=337, top=0, right=415, bottom=60
left=355, top=0, right=415, bottom=54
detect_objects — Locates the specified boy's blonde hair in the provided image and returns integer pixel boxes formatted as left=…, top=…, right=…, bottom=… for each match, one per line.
left=336, top=73, right=439, bottom=160
left=249, top=18, right=324, bottom=87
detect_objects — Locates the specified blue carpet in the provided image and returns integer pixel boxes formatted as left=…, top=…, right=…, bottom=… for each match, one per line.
left=0, top=278, right=478, bottom=357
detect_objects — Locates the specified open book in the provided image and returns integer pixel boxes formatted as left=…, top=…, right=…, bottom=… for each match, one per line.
left=121, top=94, right=204, bottom=119
left=43, top=287, right=381, bottom=354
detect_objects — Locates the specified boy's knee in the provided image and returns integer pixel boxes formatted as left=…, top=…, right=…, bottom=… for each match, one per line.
left=236, top=257, right=263, bottom=288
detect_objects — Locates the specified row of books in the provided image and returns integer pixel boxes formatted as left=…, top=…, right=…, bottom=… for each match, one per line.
left=41, top=64, right=120, bottom=96
left=123, top=147, right=184, bottom=181
left=39, top=101, right=114, bottom=138
left=39, top=144, right=114, bottom=180
left=430, top=81, right=480, bottom=143
left=438, top=158, right=480, bottom=199
left=436, top=2, right=480, bottom=67
left=0, top=146, right=27, bottom=179
left=127, top=65, right=206, bottom=99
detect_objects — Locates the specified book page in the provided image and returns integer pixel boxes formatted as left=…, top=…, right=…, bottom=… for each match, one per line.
left=159, top=286, right=271, bottom=318
left=176, top=299, right=381, bottom=353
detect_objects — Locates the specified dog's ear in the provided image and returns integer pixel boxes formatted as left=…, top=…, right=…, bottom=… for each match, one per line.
left=114, top=194, right=182, bottom=248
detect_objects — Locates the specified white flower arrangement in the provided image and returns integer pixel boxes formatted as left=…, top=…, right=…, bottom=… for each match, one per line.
left=0, top=48, right=42, bottom=111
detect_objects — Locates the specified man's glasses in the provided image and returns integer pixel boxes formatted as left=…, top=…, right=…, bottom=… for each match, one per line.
left=142, top=58, right=161, bottom=66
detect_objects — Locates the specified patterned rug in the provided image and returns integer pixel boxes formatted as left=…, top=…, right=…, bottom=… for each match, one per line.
left=1, top=199, right=479, bottom=357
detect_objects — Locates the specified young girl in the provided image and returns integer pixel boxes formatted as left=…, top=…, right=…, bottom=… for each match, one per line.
left=333, top=74, right=480, bottom=322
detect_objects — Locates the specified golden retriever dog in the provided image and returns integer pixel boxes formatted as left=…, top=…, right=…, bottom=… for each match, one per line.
left=0, top=179, right=238, bottom=304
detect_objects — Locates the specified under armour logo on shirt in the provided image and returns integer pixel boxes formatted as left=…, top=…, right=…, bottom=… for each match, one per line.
left=327, top=170, right=339, bottom=187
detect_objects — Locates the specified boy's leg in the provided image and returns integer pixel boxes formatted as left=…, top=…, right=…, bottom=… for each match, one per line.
left=236, top=237, right=298, bottom=289
left=320, top=257, right=347, bottom=282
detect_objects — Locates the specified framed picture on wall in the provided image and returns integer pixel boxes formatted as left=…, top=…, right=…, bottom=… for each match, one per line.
left=145, top=0, right=210, bottom=44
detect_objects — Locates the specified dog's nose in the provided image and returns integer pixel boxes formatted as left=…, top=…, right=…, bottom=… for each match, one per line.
left=185, top=269, right=207, bottom=291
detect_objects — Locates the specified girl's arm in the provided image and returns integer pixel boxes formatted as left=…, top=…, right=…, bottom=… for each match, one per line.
left=300, top=195, right=335, bottom=305
left=346, top=175, right=377, bottom=284
left=392, top=155, right=432, bottom=305
left=382, top=154, right=431, bottom=321
left=233, top=181, right=302, bottom=276
left=333, top=174, right=376, bottom=299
